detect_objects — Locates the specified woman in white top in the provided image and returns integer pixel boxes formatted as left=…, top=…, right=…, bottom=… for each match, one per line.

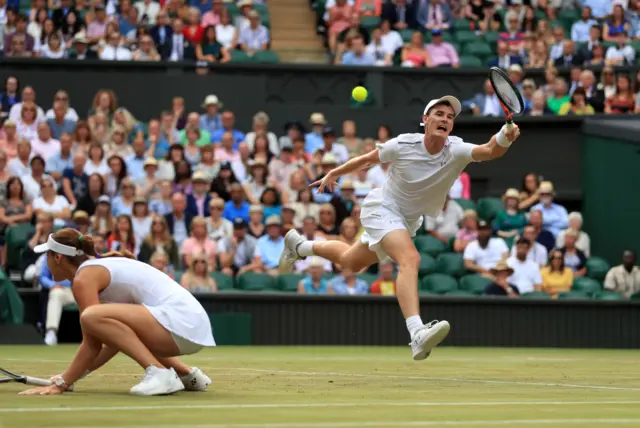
left=84, top=142, right=110, bottom=176
left=27, top=8, right=48, bottom=42
left=556, top=212, right=591, bottom=257
left=45, top=90, right=80, bottom=122
left=40, top=33, right=67, bottom=59
left=131, top=198, right=153, bottom=255
left=32, top=174, right=71, bottom=228
left=19, top=228, right=214, bottom=396
left=215, top=9, right=238, bottom=50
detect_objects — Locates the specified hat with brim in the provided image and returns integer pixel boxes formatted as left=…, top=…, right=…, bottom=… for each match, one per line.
left=97, top=195, right=111, bottom=205
left=421, top=95, right=462, bottom=126
left=265, top=215, right=282, bottom=226
left=310, top=112, right=327, bottom=125
left=134, top=197, right=148, bottom=205
left=321, top=153, right=337, bottom=164
left=202, top=94, right=223, bottom=108
left=502, top=188, right=520, bottom=200
left=539, top=181, right=555, bottom=194
left=490, top=260, right=514, bottom=276
left=191, top=170, right=209, bottom=182
left=143, top=158, right=158, bottom=168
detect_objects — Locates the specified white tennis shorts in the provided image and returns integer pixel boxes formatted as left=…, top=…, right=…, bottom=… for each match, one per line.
left=360, top=196, right=423, bottom=261
left=170, top=332, right=204, bottom=355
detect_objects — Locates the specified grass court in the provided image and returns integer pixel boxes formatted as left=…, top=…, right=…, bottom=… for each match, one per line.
left=1, top=346, right=639, bottom=427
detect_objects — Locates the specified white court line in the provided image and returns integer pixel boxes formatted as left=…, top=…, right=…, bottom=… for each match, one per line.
left=225, top=368, right=640, bottom=392
left=61, top=420, right=640, bottom=428
left=3, top=401, right=640, bottom=413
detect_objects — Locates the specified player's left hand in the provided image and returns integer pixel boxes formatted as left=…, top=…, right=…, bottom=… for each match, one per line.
left=18, top=385, right=65, bottom=395
left=503, top=123, right=520, bottom=142
left=310, top=173, right=338, bottom=194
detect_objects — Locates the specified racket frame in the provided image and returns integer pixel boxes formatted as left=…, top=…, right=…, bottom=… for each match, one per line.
left=488, top=66, right=525, bottom=126
left=0, top=367, right=52, bottom=386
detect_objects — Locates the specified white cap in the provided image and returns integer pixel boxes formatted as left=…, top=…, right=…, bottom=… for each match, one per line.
left=420, top=95, right=462, bottom=126
left=34, top=234, right=85, bottom=257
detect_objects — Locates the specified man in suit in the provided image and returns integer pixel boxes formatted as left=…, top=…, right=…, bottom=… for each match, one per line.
left=381, top=0, right=418, bottom=30
left=67, top=32, right=98, bottom=59
left=488, top=40, right=523, bottom=69
left=553, top=40, right=583, bottom=67
left=463, top=79, right=504, bottom=117
left=186, top=171, right=212, bottom=218
left=51, top=0, right=78, bottom=30
left=577, top=24, right=602, bottom=62
left=168, top=18, right=195, bottom=61
left=150, top=10, right=173, bottom=59
left=416, top=0, right=452, bottom=31
left=579, top=69, right=605, bottom=112
left=164, top=193, right=194, bottom=247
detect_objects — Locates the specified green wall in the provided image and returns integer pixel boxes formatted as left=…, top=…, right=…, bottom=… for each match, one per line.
left=582, top=135, right=640, bottom=265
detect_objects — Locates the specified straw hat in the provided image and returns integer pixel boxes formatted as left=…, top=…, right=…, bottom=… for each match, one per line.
left=309, top=112, right=327, bottom=125
left=502, top=188, right=520, bottom=200
left=265, top=215, right=282, bottom=226
left=538, top=181, right=555, bottom=194
left=490, top=260, right=514, bottom=276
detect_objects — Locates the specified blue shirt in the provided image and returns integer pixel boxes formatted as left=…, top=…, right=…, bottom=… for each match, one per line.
left=341, top=51, right=375, bottom=66
left=304, top=132, right=323, bottom=154
left=571, top=19, right=597, bottom=42
left=263, top=205, right=281, bottom=221
left=62, top=168, right=89, bottom=201
left=172, top=215, right=188, bottom=245
left=47, top=151, right=74, bottom=175
left=256, top=235, right=284, bottom=268
left=149, top=199, right=172, bottom=216
left=302, top=276, right=329, bottom=294
left=111, top=196, right=134, bottom=217
left=199, top=114, right=223, bottom=136
left=581, top=0, right=611, bottom=19
left=126, top=154, right=148, bottom=181
left=147, top=137, right=170, bottom=160
left=329, top=276, right=369, bottom=295
left=46, top=118, right=76, bottom=140
left=210, top=128, right=246, bottom=150
left=223, top=201, right=250, bottom=223
left=190, top=0, right=211, bottom=14
left=530, top=202, right=569, bottom=238
left=40, top=254, right=72, bottom=289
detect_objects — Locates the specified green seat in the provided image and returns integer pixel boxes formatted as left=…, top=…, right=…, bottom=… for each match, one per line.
left=454, top=31, right=476, bottom=46
left=463, top=42, right=492, bottom=61
left=534, top=9, right=547, bottom=20
left=571, top=276, right=601, bottom=296
left=557, top=291, right=591, bottom=300
left=452, top=18, right=471, bottom=31
left=421, top=273, right=458, bottom=294
left=441, top=31, right=454, bottom=43
left=414, top=235, right=446, bottom=257
left=585, top=257, right=610, bottom=282
left=459, top=274, right=492, bottom=295
left=435, top=252, right=466, bottom=277
left=476, top=197, right=504, bottom=221
left=596, top=291, right=626, bottom=301
left=445, top=289, right=475, bottom=297
left=602, top=41, right=616, bottom=51
left=632, top=41, right=640, bottom=57
left=260, top=15, right=270, bottom=28
left=229, top=49, right=252, bottom=63
left=631, top=292, right=640, bottom=301
left=211, top=272, right=235, bottom=290
left=418, top=253, right=437, bottom=277
left=418, top=290, right=438, bottom=297
left=275, top=273, right=304, bottom=292
left=521, top=291, right=552, bottom=300
left=360, top=16, right=381, bottom=31
left=5, top=223, right=35, bottom=272
left=253, top=3, right=269, bottom=15
left=225, top=2, right=240, bottom=17
left=482, top=31, right=500, bottom=52
left=173, top=269, right=184, bottom=283
left=459, top=55, right=482, bottom=67
left=558, top=9, right=579, bottom=26
left=454, top=198, right=476, bottom=212
left=63, top=303, right=79, bottom=311
left=252, top=50, right=280, bottom=64
left=357, top=272, right=378, bottom=286
left=236, top=272, right=275, bottom=291
left=400, top=29, right=415, bottom=43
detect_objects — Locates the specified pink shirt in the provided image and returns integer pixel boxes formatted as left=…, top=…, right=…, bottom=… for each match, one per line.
left=214, top=148, right=240, bottom=163
left=30, top=138, right=61, bottom=162
left=425, top=42, right=459, bottom=67
left=181, top=237, right=217, bottom=266
left=201, top=11, right=221, bottom=27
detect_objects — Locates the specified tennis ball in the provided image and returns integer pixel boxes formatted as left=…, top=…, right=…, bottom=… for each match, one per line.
left=352, top=86, right=368, bottom=102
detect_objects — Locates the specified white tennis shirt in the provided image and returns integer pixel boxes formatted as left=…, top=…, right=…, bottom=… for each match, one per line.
left=376, top=133, right=477, bottom=221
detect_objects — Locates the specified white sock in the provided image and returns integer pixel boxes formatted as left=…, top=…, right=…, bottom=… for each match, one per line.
left=406, top=315, right=424, bottom=338
left=297, top=241, right=315, bottom=257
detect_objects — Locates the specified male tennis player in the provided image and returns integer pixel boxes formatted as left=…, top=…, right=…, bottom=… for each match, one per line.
left=280, top=96, right=520, bottom=360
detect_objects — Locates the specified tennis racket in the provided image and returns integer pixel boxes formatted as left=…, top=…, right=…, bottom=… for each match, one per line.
left=488, top=66, right=525, bottom=130
left=0, top=367, right=52, bottom=386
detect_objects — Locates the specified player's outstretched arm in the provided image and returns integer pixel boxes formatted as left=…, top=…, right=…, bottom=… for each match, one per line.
left=472, top=124, right=520, bottom=162
left=311, top=149, right=381, bottom=193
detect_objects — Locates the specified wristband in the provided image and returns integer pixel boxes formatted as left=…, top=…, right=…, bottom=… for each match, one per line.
left=495, top=129, right=512, bottom=148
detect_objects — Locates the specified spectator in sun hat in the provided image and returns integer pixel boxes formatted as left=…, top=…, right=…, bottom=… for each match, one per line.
left=199, top=95, right=223, bottom=136
left=297, top=256, right=331, bottom=294
left=135, top=157, right=160, bottom=200
left=72, top=210, right=90, bottom=235
left=305, top=112, right=327, bottom=154
left=68, top=31, right=96, bottom=60
left=330, top=179, right=357, bottom=224
left=238, top=10, right=270, bottom=55
left=186, top=170, right=213, bottom=218
left=484, top=260, right=519, bottom=297
left=493, top=187, right=527, bottom=246
left=218, top=217, right=258, bottom=276
left=205, top=197, right=233, bottom=241
left=235, top=0, right=254, bottom=30
left=252, top=214, right=285, bottom=275
left=310, top=152, right=339, bottom=204
left=530, top=181, right=568, bottom=238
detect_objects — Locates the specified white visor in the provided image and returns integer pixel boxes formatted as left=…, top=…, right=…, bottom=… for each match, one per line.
left=420, top=95, right=462, bottom=126
left=34, top=234, right=85, bottom=257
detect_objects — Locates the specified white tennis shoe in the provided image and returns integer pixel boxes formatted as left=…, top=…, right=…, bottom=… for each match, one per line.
left=180, top=367, right=211, bottom=391
left=410, top=320, right=451, bottom=361
left=279, top=229, right=305, bottom=273
left=129, top=366, right=185, bottom=396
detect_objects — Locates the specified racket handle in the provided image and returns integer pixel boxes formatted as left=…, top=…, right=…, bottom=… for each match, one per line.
left=25, top=376, right=52, bottom=386
left=505, top=120, right=514, bottom=130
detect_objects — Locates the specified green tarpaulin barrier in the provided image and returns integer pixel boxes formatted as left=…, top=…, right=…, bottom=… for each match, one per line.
left=0, top=268, right=24, bottom=324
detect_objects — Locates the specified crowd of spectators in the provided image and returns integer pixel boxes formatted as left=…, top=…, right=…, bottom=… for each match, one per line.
left=0, top=0, right=272, bottom=66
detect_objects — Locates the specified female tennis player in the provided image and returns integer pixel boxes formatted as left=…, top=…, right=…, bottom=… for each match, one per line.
left=280, top=95, right=521, bottom=361
left=19, top=228, right=215, bottom=396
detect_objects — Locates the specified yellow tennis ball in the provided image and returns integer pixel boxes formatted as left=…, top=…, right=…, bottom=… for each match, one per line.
left=352, top=86, right=368, bottom=102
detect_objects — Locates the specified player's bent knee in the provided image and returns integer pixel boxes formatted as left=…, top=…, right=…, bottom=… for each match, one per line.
left=79, top=305, right=104, bottom=328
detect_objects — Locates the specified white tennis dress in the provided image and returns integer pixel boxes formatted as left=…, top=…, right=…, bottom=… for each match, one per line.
left=361, top=133, right=477, bottom=260
left=77, top=257, right=216, bottom=353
